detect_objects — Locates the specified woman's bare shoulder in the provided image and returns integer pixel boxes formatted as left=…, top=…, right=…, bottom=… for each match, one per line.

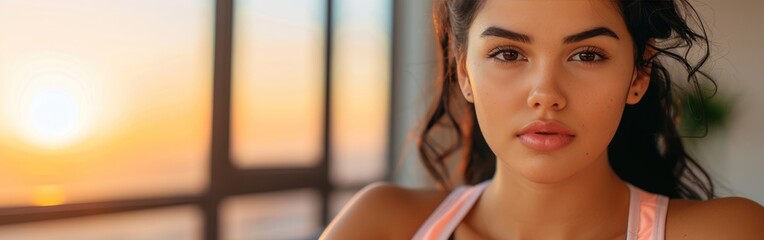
left=667, top=197, right=764, bottom=239
left=319, top=182, right=449, bottom=240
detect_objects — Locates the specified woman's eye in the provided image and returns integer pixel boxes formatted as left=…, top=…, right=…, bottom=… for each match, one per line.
left=489, top=49, right=527, bottom=62
left=570, top=51, right=606, bottom=62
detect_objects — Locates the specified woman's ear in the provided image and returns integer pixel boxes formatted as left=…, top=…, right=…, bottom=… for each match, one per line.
left=627, top=39, right=656, bottom=105
left=456, top=54, right=474, bottom=103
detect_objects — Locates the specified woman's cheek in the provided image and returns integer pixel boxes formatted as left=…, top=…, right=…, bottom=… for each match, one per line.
left=473, top=70, right=527, bottom=152
left=580, top=89, right=626, bottom=142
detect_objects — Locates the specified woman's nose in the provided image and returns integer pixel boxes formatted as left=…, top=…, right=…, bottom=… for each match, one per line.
left=526, top=65, right=567, bottom=111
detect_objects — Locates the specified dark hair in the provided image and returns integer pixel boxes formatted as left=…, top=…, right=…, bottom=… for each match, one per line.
left=417, top=0, right=716, bottom=200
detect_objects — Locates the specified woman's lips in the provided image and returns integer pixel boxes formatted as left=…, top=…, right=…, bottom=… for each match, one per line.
left=516, top=120, right=575, bottom=151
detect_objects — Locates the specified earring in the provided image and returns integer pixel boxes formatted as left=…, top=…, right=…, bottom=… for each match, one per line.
left=634, top=92, right=639, bottom=96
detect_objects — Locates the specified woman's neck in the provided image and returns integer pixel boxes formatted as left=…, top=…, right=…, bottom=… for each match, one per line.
left=465, top=152, right=631, bottom=239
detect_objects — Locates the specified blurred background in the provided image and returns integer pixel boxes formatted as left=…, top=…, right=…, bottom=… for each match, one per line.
left=0, top=0, right=760, bottom=239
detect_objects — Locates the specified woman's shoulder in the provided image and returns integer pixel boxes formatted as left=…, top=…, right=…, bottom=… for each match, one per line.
left=319, top=182, right=449, bottom=239
left=667, top=196, right=764, bottom=239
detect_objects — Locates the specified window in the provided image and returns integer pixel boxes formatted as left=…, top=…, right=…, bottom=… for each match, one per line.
left=0, top=0, right=212, bottom=207
left=231, top=0, right=326, bottom=168
left=0, top=0, right=393, bottom=239
left=331, top=0, right=392, bottom=186
left=220, top=189, right=321, bottom=239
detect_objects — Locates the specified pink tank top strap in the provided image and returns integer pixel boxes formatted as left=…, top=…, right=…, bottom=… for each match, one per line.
left=626, top=183, right=670, bottom=240
left=412, top=181, right=490, bottom=240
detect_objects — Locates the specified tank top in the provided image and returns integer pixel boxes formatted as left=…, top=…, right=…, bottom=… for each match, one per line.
left=412, top=180, right=669, bottom=240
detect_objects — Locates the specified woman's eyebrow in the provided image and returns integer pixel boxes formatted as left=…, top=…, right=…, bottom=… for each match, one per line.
left=563, top=27, right=620, bottom=43
left=480, top=26, right=619, bottom=44
left=480, top=27, right=532, bottom=43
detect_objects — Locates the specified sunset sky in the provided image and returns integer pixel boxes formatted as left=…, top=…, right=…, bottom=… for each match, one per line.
left=231, top=0, right=326, bottom=168
left=0, top=0, right=214, bottom=207
left=330, top=0, right=391, bottom=185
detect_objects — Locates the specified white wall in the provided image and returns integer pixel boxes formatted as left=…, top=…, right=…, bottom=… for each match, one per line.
left=390, top=0, right=438, bottom=188
left=391, top=0, right=764, bottom=204
left=689, top=0, right=764, bottom=203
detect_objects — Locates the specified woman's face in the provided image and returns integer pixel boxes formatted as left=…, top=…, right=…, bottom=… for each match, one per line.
left=459, top=0, right=649, bottom=183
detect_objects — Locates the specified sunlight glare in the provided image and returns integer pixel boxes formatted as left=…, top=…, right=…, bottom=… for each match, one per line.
left=18, top=73, right=89, bottom=148
left=27, top=88, right=80, bottom=145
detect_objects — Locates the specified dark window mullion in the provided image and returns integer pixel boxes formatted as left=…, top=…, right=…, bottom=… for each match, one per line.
left=226, top=168, right=325, bottom=194
left=208, top=0, right=235, bottom=239
left=319, top=0, right=335, bottom=227
left=387, top=0, right=400, bottom=183
left=0, top=197, right=200, bottom=226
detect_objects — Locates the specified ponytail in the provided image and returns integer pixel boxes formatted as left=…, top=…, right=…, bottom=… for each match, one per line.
left=417, top=0, right=491, bottom=190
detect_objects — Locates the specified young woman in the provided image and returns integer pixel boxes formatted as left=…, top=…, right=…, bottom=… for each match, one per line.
left=321, top=0, right=764, bottom=239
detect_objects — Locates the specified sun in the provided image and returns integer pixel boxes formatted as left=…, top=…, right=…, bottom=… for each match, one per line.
left=16, top=72, right=91, bottom=148
left=26, top=86, right=82, bottom=146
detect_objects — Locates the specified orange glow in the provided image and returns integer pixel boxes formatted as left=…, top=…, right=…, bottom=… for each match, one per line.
left=32, top=185, right=65, bottom=206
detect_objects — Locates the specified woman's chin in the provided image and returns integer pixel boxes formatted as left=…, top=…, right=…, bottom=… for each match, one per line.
left=520, top=170, right=576, bottom=185
left=500, top=155, right=586, bottom=185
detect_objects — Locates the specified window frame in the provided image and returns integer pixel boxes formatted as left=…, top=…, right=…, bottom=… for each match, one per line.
left=0, top=0, right=396, bottom=239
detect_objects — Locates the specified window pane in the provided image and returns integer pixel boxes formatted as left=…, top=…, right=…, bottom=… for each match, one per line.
left=231, top=0, right=326, bottom=168
left=0, top=0, right=213, bottom=207
left=220, top=189, right=321, bottom=240
left=0, top=206, right=202, bottom=240
left=331, top=0, right=392, bottom=185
